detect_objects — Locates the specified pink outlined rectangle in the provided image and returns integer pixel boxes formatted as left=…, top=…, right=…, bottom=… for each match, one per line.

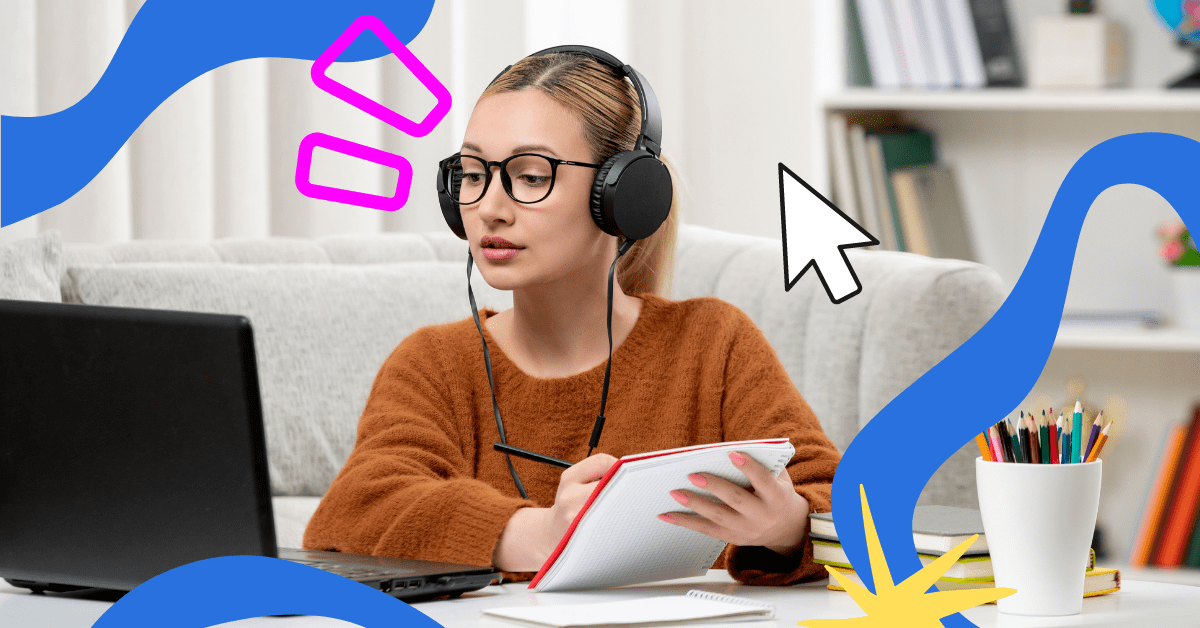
left=294, top=132, right=412, bottom=211
left=310, top=14, right=451, bottom=138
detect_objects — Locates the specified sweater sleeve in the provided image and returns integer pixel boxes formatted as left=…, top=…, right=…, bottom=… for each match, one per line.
left=302, top=326, right=532, bottom=568
left=715, top=306, right=841, bottom=586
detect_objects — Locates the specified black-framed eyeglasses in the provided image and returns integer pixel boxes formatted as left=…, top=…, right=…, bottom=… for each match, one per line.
left=439, top=153, right=603, bottom=205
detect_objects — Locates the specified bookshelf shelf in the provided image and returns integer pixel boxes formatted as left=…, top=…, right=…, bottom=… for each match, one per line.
left=1054, top=327, right=1200, bottom=352
left=823, top=88, right=1200, bottom=112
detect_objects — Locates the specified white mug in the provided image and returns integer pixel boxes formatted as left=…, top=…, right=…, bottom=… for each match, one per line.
left=975, top=457, right=1102, bottom=616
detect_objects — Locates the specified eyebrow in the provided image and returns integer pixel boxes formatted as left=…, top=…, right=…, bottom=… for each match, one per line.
left=461, top=142, right=560, bottom=158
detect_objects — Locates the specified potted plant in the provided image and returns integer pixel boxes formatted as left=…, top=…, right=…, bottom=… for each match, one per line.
left=1158, top=221, right=1200, bottom=329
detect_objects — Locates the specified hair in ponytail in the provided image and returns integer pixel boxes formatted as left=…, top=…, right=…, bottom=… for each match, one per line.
left=481, top=54, right=680, bottom=297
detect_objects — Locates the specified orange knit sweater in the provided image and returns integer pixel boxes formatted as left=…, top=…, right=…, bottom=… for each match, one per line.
left=303, top=293, right=841, bottom=586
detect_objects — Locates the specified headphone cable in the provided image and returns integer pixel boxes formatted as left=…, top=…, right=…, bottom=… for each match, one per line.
left=468, top=239, right=637, bottom=498
left=467, top=251, right=529, bottom=500
left=588, top=238, right=635, bottom=457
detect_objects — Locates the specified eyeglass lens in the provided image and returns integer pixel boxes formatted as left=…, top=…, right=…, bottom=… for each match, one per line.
left=449, top=155, right=556, bottom=204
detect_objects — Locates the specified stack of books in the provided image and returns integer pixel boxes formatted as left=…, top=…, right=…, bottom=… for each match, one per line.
left=827, top=120, right=975, bottom=262
left=847, top=0, right=1022, bottom=89
left=1131, top=404, right=1200, bottom=568
left=810, top=505, right=1120, bottom=599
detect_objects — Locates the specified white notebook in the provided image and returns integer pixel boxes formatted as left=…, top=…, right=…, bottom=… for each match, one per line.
left=482, top=590, right=774, bottom=627
left=529, top=439, right=796, bottom=592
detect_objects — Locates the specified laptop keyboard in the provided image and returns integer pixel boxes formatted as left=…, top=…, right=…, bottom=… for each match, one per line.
left=287, top=559, right=406, bottom=580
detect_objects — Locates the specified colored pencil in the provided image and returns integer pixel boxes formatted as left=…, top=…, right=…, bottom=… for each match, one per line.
left=1086, top=412, right=1104, bottom=461
left=1022, top=415, right=1032, bottom=463
left=1062, top=421, right=1072, bottom=465
left=1027, top=414, right=1040, bottom=463
left=976, top=432, right=993, bottom=461
left=1051, top=415, right=1062, bottom=464
left=1039, top=413, right=1051, bottom=464
left=1072, top=399, right=1084, bottom=463
left=997, top=420, right=1015, bottom=463
left=1086, top=421, right=1112, bottom=463
left=1008, top=420, right=1024, bottom=463
left=988, top=425, right=1005, bottom=462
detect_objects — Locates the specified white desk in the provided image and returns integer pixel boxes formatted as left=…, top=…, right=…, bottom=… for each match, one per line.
left=4, top=571, right=1200, bottom=627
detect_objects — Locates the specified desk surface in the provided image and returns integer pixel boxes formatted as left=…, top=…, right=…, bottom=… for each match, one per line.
left=4, top=571, right=1200, bottom=628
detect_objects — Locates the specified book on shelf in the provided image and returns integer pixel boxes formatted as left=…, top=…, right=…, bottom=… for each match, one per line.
left=825, top=566, right=1120, bottom=599
left=1152, top=404, right=1200, bottom=567
left=849, top=0, right=1018, bottom=89
left=889, top=0, right=933, bottom=89
left=1133, top=404, right=1200, bottom=568
left=1131, top=423, right=1189, bottom=565
left=810, top=505, right=988, bottom=556
left=864, top=135, right=900, bottom=250
left=941, top=0, right=986, bottom=88
left=827, top=112, right=861, bottom=225
left=815, top=540, right=1096, bottom=582
left=966, top=0, right=1022, bottom=87
left=914, top=0, right=957, bottom=89
left=848, top=124, right=882, bottom=238
left=864, top=128, right=937, bottom=253
left=854, top=0, right=905, bottom=89
left=891, top=164, right=976, bottom=261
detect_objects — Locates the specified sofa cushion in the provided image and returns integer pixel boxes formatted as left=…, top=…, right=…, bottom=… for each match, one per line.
left=65, top=261, right=512, bottom=497
left=0, top=231, right=63, bottom=302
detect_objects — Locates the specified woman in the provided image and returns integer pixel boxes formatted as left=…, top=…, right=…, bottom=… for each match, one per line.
left=303, top=48, right=841, bottom=586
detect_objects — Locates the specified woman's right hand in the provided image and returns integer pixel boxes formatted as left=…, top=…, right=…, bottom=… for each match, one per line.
left=493, top=453, right=617, bottom=572
left=543, top=453, right=618, bottom=550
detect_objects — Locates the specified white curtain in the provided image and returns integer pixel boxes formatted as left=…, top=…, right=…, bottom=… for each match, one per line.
left=0, top=0, right=815, bottom=245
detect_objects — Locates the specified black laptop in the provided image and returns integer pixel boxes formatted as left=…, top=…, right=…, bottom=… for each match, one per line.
left=0, top=298, right=498, bottom=601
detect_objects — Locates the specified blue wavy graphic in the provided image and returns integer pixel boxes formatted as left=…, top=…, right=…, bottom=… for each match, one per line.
left=0, top=0, right=435, bottom=227
left=89, top=555, right=442, bottom=628
left=832, top=132, right=1198, bottom=627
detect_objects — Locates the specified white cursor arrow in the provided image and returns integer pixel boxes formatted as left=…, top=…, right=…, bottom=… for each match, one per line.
left=779, top=162, right=879, bottom=303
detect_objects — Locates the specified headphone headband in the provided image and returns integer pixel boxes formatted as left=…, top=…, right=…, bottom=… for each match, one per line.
left=487, top=45, right=663, bottom=156
left=443, top=44, right=673, bottom=243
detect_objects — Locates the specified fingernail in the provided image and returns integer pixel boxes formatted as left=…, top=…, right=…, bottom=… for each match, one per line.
left=659, top=514, right=676, bottom=524
left=730, top=452, right=746, bottom=466
left=689, top=473, right=707, bottom=487
left=670, top=489, right=689, bottom=504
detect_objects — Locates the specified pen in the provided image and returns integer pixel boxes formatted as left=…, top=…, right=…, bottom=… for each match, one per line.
left=493, top=443, right=573, bottom=469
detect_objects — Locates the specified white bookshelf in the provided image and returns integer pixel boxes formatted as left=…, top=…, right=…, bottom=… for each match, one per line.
left=1055, top=327, right=1200, bottom=352
left=824, top=87, right=1200, bottom=112
left=812, top=2, right=1200, bottom=577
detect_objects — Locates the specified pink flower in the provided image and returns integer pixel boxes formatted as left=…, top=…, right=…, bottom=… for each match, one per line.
left=1164, top=241, right=1185, bottom=262
left=1159, top=221, right=1186, bottom=240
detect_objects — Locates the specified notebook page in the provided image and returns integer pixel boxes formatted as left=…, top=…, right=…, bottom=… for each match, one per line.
left=481, top=592, right=773, bottom=627
left=534, top=441, right=794, bottom=591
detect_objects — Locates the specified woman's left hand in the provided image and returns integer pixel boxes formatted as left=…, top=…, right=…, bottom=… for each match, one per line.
left=658, top=451, right=810, bottom=556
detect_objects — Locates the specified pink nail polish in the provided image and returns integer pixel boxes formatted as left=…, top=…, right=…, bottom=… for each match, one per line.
left=689, top=473, right=708, bottom=487
left=659, top=514, right=676, bottom=524
left=730, top=452, right=746, bottom=466
left=671, top=490, right=689, bottom=504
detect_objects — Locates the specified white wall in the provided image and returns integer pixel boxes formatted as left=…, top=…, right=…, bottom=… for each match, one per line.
left=0, top=0, right=816, bottom=245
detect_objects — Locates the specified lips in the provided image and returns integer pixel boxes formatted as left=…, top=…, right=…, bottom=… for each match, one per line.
left=481, top=235, right=522, bottom=249
left=480, top=235, right=523, bottom=261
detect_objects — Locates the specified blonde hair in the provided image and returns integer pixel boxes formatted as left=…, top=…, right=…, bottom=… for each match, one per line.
left=480, top=53, right=680, bottom=298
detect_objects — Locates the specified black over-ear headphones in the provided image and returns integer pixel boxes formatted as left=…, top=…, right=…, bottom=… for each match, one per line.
left=437, top=45, right=672, bottom=243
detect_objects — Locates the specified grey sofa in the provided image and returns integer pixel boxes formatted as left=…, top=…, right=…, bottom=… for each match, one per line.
left=2, top=224, right=1005, bottom=549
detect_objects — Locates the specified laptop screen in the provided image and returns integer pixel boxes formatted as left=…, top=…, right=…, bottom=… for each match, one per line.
left=0, top=299, right=277, bottom=591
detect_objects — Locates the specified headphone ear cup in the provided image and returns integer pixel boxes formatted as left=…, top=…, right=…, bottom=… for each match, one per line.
left=437, top=165, right=467, bottom=240
left=589, top=151, right=673, bottom=241
left=589, top=154, right=624, bottom=237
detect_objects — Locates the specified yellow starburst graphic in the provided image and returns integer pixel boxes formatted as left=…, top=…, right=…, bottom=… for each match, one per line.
left=797, top=486, right=1015, bottom=627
